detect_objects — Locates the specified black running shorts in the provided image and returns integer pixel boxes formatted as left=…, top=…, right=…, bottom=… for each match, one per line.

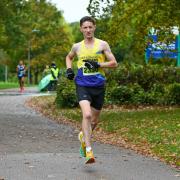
left=76, top=85, right=105, bottom=110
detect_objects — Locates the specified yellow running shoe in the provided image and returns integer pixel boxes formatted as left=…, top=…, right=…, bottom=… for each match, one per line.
left=85, top=149, right=95, bottom=164
left=78, top=131, right=86, bottom=157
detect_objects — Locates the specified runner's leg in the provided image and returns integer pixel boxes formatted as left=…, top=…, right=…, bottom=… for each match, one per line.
left=79, top=100, right=92, bottom=148
left=79, top=100, right=96, bottom=163
left=18, top=78, right=22, bottom=91
left=21, top=77, right=25, bottom=90
left=91, top=107, right=101, bottom=131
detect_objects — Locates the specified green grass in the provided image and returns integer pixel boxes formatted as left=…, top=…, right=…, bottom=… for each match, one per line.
left=29, top=96, right=180, bottom=167
left=0, top=81, right=35, bottom=89
left=62, top=106, right=180, bottom=167
left=0, top=82, right=19, bottom=89
left=100, top=109, right=180, bottom=164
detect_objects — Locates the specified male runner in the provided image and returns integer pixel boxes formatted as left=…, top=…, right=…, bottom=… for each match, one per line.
left=66, top=16, right=117, bottom=164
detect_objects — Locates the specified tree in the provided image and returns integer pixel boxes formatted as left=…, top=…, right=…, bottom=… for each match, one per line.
left=0, top=0, right=73, bottom=83
left=88, top=0, right=180, bottom=63
left=69, top=22, right=83, bottom=43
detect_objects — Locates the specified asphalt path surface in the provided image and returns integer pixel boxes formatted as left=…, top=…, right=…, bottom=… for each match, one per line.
left=0, top=87, right=179, bottom=180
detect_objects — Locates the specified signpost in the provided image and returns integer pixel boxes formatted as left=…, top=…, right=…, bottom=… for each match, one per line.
left=145, top=30, right=180, bottom=67
left=178, top=34, right=180, bottom=66
left=145, top=26, right=180, bottom=67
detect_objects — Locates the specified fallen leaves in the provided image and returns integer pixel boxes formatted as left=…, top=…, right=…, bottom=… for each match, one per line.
left=26, top=96, right=180, bottom=170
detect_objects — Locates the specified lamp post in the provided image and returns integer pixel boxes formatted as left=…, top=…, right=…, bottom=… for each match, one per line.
left=27, top=29, right=40, bottom=85
left=5, top=65, right=8, bottom=82
left=27, top=40, right=31, bottom=85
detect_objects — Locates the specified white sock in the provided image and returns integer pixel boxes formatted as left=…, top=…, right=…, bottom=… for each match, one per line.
left=86, top=147, right=92, bottom=152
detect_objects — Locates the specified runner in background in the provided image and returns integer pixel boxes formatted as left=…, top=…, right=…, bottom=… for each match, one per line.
left=16, top=60, right=26, bottom=93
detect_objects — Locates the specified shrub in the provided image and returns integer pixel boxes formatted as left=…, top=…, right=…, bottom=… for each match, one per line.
left=55, top=64, right=180, bottom=107
left=108, top=85, right=134, bottom=105
left=143, top=83, right=165, bottom=105
left=165, top=83, right=180, bottom=105
left=106, top=63, right=180, bottom=106
left=130, top=83, right=146, bottom=104
left=55, top=77, right=78, bottom=108
left=107, top=83, right=145, bottom=105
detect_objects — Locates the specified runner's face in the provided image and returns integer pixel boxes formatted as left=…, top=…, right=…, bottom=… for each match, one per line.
left=80, top=21, right=96, bottom=39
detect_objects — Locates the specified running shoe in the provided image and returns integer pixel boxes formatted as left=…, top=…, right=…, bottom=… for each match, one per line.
left=85, top=149, right=95, bottom=164
left=78, top=131, right=86, bottom=157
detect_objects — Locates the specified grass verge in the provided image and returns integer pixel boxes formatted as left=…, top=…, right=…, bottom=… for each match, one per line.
left=26, top=95, right=180, bottom=169
left=0, top=82, right=19, bottom=89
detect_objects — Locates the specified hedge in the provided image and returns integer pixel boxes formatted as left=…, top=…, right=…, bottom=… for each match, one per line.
left=56, top=64, right=180, bottom=107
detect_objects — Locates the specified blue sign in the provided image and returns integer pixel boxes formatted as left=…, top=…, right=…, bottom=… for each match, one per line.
left=146, top=35, right=178, bottom=60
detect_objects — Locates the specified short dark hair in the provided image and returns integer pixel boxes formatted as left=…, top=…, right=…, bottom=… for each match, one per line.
left=80, top=16, right=96, bottom=26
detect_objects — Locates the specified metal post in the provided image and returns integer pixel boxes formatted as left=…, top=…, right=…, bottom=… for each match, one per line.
left=177, top=34, right=180, bottom=67
left=5, top=65, right=7, bottom=82
left=28, top=40, right=31, bottom=85
left=27, top=29, right=40, bottom=85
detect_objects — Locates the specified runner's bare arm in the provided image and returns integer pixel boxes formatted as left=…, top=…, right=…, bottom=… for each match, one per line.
left=99, top=41, right=118, bottom=68
left=66, top=44, right=77, bottom=69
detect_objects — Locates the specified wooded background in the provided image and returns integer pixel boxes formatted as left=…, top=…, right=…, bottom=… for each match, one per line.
left=0, top=0, right=179, bottom=83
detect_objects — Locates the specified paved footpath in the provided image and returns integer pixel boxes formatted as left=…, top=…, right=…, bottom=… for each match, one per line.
left=0, top=87, right=179, bottom=180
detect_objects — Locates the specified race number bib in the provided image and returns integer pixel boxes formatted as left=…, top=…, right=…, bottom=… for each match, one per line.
left=83, top=66, right=99, bottom=76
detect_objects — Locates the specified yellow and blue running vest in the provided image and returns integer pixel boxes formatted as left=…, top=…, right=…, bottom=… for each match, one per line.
left=75, top=38, right=106, bottom=87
